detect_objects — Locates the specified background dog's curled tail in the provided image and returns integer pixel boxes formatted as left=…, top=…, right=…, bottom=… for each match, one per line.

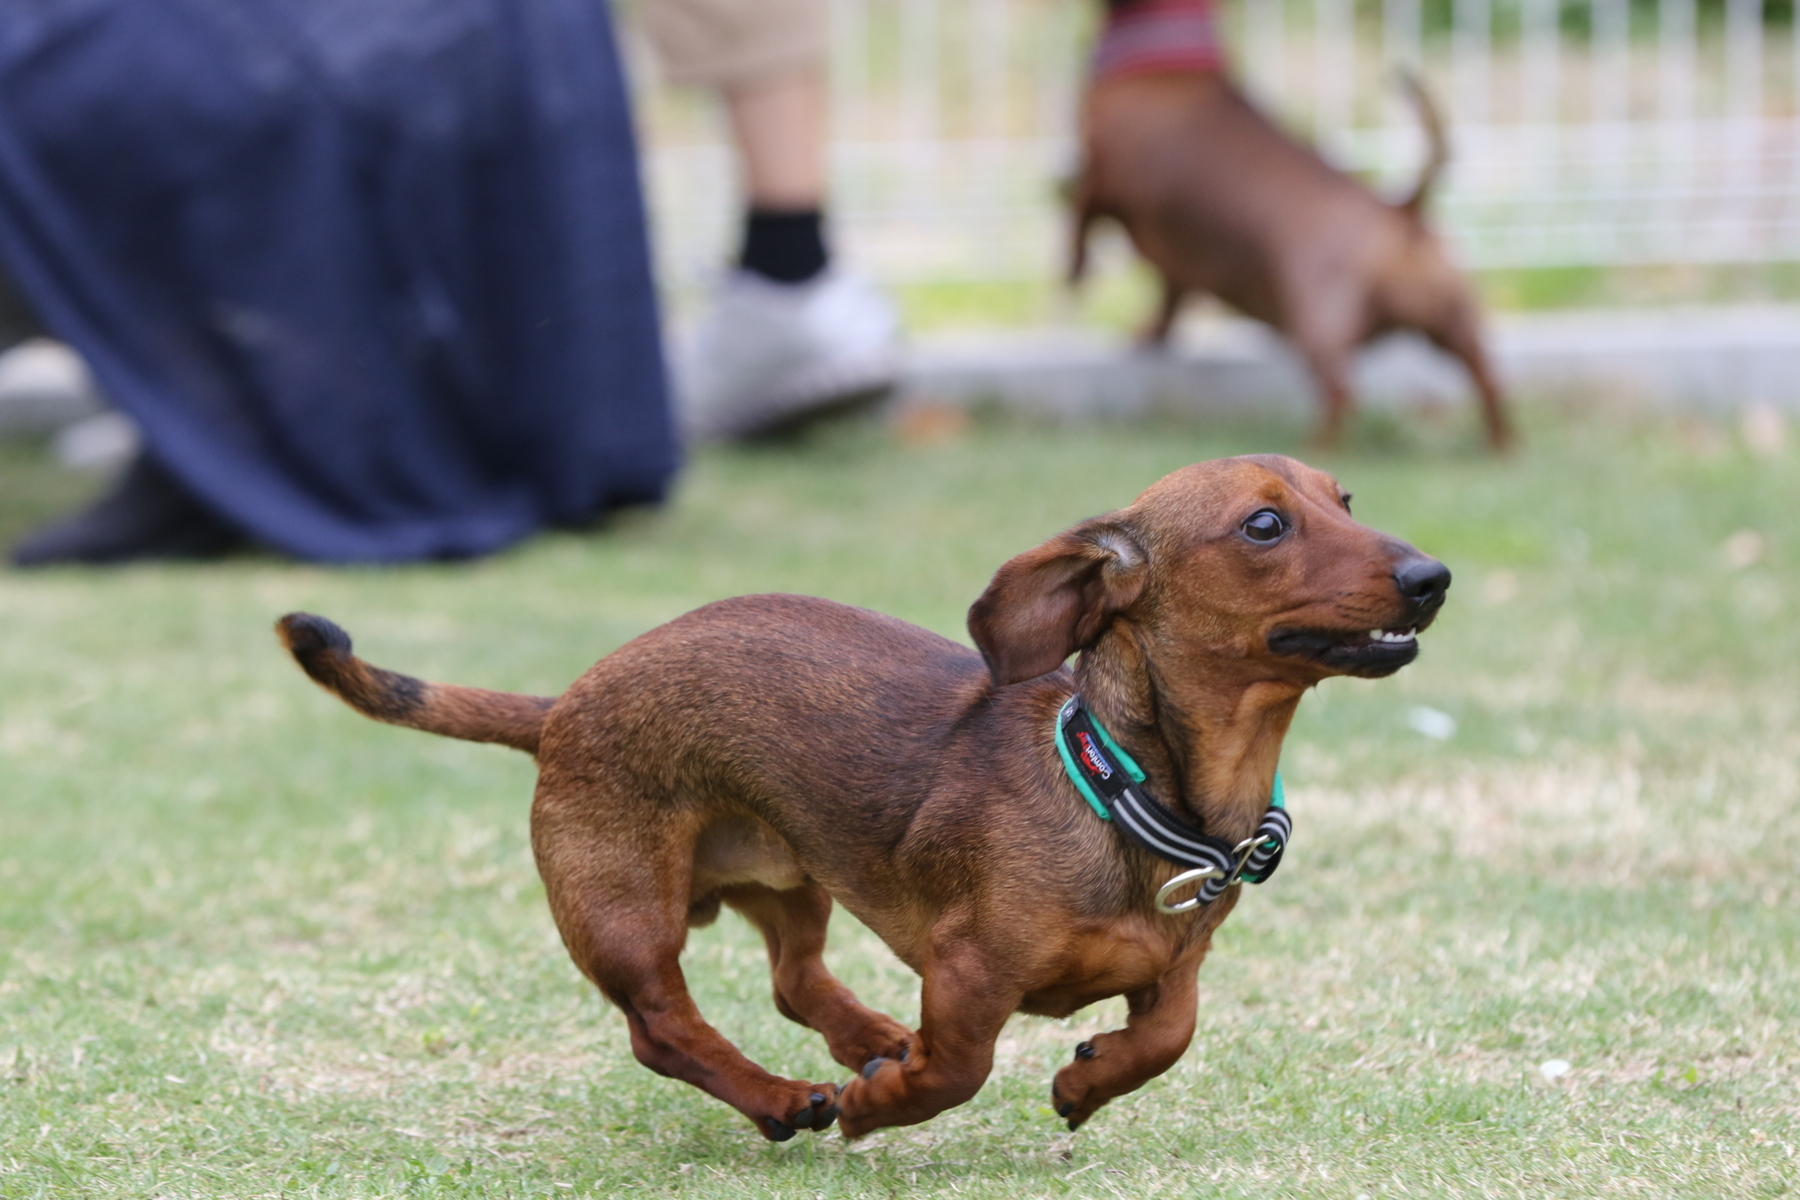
left=276, top=613, right=554, bottom=754
left=1395, top=68, right=1450, bottom=215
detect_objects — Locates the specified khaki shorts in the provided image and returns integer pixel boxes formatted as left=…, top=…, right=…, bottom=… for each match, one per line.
left=639, top=0, right=827, bottom=88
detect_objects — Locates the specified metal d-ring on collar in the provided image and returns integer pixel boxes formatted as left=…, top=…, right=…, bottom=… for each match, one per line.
left=1054, top=695, right=1291, bottom=914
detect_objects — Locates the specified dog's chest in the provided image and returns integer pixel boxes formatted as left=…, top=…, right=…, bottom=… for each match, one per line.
left=1013, top=923, right=1183, bottom=1017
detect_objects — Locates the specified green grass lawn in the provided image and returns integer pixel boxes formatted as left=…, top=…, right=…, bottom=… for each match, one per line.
left=2, top=401, right=1796, bottom=1198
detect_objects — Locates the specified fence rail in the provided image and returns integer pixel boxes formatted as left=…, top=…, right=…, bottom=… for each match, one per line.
left=634, top=1, right=1800, bottom=287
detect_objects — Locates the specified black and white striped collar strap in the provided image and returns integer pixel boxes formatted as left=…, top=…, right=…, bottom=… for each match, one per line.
left=1055, top=695, right=1291, bottom=912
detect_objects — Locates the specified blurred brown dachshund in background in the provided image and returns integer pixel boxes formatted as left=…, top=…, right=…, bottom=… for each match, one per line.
left=277, top=454, right=1449, bottom=1140
left=1071, top=0, right=1513, bottom=450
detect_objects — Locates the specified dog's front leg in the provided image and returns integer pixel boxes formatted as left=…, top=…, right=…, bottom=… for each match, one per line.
left=1049, top=963, right=1199, bottom=1131
left=834, top=940, right=1020, bottom=1138
left=1137, top=275, right=1185, bottom=348
left=1067, top=187, right=1098, bottom=286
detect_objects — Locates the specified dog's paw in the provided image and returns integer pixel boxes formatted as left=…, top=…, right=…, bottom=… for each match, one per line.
left=1050, top=1080, right=1087, bottom=1132
left=1050, top=1070, right=1106, bottom=1132
left=1046, top=1041, right=1102, bottom=1129
left=838, top=1054, right=906, bottom=1140
left=830, top=1020, right=913, bottom=1074
left=760, top=1083, right=842, bottom=1141
left=858, top=1040, right=910, bottom=1081
left=788, top=1084, right=841, bottom=1132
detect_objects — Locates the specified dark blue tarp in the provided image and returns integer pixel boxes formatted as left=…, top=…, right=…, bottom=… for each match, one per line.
left=0, top=0, right=678, bottom=561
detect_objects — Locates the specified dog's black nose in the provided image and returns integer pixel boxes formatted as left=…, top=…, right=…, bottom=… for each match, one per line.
left=1393, top=556, right=1451, bottom=613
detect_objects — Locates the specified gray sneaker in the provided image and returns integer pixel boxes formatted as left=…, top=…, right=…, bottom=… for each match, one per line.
left=676, top=270, right=902, bottom=442
left=0, top=339, right=104, bottom=436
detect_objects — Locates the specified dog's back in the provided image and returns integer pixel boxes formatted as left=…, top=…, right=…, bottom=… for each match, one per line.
left=1079, top=72, right=1408, bottom=327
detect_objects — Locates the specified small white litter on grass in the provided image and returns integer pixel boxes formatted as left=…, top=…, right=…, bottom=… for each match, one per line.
left=1539, top=1059, right=1572, bottom=1080
left=1741, top=404, right=1788, bottom=459
left=1407, top=706, right=1457, bottom=740
left=1482, top=568, right=1518, bottom=605
left=1721, top=530, right=1765, bottom=571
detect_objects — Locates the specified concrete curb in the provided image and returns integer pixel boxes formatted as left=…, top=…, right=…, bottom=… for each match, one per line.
left=900, top=305, right=1800, bottom=420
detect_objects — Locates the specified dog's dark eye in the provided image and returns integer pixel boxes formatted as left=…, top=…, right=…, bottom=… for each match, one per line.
left=1341, top=493, right=1353, bottom=514
left=1241, top=509, right=1288, bottom=543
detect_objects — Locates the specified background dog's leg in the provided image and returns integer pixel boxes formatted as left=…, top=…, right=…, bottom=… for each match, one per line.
left=581, top=905, right=844, bottom=1140
left=1067, top=191, right=1097, bottom=286
left=1428, top=309, right=1514, bottom=450
left=1136, top=276, right=1185, bottom=348
left=835, top=939, right=1018, bottom=1138
left=1047, top=964, right=1201, bottom=1131
left=1287, top=285, right=1364, bottom=448
left=1294, top=338, right=1355, bottom=449
left=724, top=883, right=914, bottom=1071
left=1302, top=352, right=1355, bottom=448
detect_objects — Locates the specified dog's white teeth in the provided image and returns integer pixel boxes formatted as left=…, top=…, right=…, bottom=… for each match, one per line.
left=1367, top=628, right=1418, bottom=644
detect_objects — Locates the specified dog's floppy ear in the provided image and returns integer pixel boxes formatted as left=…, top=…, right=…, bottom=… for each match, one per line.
left=967, top=519, right=1149, bottom=687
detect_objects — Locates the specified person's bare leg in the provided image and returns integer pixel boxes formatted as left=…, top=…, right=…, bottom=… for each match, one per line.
left=724, top=68, right=827, bottom=210
left=682, top=61, right=900, bottom=440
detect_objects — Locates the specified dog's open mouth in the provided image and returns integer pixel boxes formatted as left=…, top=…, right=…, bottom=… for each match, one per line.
left=1266, top=623, right=1425, bottom=676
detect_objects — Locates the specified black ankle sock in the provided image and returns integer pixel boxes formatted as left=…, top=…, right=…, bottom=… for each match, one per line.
left=739, top=209, right=828, bottom=284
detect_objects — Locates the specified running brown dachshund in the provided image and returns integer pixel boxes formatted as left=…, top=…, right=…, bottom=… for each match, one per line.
left=277, top=454, right=1449, bottom=1140
left=1070, top=1, right=1513, bottom=450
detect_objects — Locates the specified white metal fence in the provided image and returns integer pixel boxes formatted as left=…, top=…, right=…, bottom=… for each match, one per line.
left=633, top=1, right=1800, bottom=287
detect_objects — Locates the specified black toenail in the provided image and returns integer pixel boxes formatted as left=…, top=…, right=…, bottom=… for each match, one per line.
left=790, top=1107, right=814, bottom=1128
left=815, top=1103, right=839, bottom=1131
left=861, top=1056, right=889, bottom=1079
left=1056, top=1102, right=1074, bottom=1118
left=765, top=1117, right=796, bottom=1141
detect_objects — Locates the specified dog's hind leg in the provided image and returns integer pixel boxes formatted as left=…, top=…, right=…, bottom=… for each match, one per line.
left=1427, top=303, right=1514, bottom=450
left=725, top=883, right=914, bottom=1072
left=1286, top=294, right=1362, bottom=448
left=535, top=805, right=842, bottom=1141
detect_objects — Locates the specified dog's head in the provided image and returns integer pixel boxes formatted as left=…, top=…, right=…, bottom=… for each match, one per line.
left=968, top=455, right=1448, bottom=688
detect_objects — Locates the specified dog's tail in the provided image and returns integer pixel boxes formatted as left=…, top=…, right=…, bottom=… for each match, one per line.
left=276, top=613, right=553, bottom=755
left=1395, top=68, right=1449, bottom=215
